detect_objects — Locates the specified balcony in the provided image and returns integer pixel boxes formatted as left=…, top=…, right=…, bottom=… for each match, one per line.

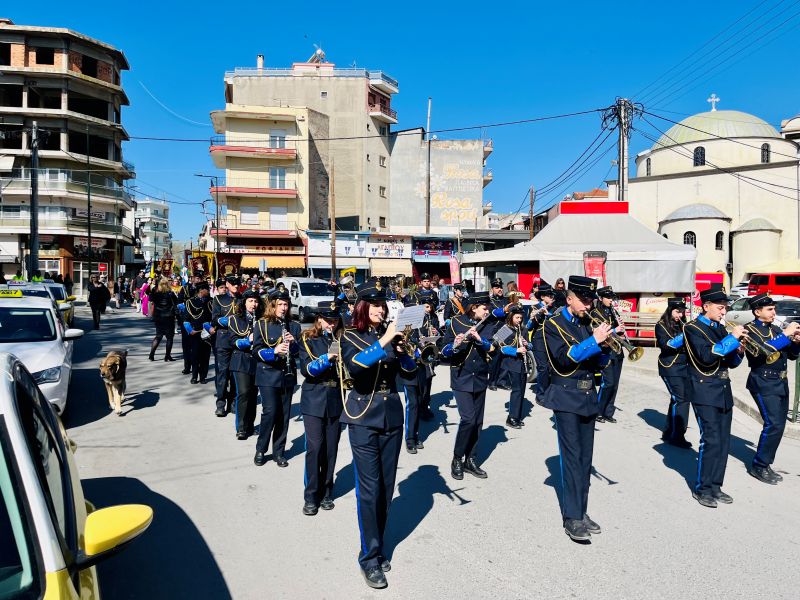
left=483, top=170, right=493, bottom=187
left=210, top=214, right=303, bottom=238
left=209, top=177, right=299, bottom=200
left=0, top=169, right=134, bottom=207
left=482, top=201, right=493, bottom=215
left=368, top=104, right=398, bottom=124
left=483, top=139, right=493, bottom=158
left=209, top=137, right=298, bottom=168
left=368, top=71, right=399, bottom=95
left=0, top=214, right=133, bottom=240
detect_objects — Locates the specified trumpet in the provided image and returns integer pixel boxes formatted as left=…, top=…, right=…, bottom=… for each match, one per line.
left=332, top=332, right=354, bottom=389
left=505, top=291, right=525, bottom=311
left=588, top=312, right=644, bottom=362
left=721, top=319, right=779, bottom=364
left=774, top=316, right=800, bottom=341
left=340, top=276, right=357, bottom=303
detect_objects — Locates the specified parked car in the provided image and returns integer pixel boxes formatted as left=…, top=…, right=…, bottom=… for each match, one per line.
left=728, top=281, right=750, bottom=301
left=748, top=272, right=800, bottom=297
left=0, top=282, right=74, bottom=325
left=726, top=295, right=800, bottom=326
left=43, top=281, right=77, bottom=326
left=0, top=352, right=152, bottom=599
left=0, top=293, right=83, bottom=414
left=277, top=277, right=335, bottom=322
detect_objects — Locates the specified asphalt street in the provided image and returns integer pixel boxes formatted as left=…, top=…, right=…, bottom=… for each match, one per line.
left=64, top=306, right=800, bottom=600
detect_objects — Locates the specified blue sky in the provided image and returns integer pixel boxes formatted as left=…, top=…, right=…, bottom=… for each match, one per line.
left=12, top=1, right=800, bottom=239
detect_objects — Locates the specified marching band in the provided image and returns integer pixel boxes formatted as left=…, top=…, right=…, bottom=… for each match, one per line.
left=165, top=270, right=800, bottom=588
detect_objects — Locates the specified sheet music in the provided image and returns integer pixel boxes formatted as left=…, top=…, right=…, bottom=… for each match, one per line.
left=492, top=324, right=515, bottom=344
left=394, top=305, right=426, bottom=329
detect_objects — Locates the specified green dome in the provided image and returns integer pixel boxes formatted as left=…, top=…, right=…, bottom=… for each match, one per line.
left=653, top=110, right=780, bottom=149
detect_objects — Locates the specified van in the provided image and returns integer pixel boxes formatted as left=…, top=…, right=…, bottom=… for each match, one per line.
left=747, top=273, right=800, bottom=297
left=276, top=277, right=335, bottom=322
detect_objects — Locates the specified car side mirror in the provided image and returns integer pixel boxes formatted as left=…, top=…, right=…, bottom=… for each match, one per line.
left=64, top=328, right=84, bottom=340
left=67, top=295, right=77, bottom=302
left=58, top=303, right=72, bottom=312
left=76, top=504, right=153, bottom=570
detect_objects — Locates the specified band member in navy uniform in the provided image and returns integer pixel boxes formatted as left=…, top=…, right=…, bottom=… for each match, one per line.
left=339, top=279, right=417, bottom=589
left=655, top=298, right=691, bottom=448
left=443, top=283, right=467, bottom=325
left=403, top=272, right=439, bottom=309
left=227, top=289, right=262, bottom=439
left=442, top=292, right=494, bottom=480
left=417, top=297, right=439, bottom=421
left=182, top=281, right=212, bottom=384
left=298, top=302, right=343, bottom=515
left=743, top=293, right=800, bottom=484
left=499, top=306, right=529, bottom=428
left=211, top=277, right=238, bottom=416
left=487, top=278, right=508, bottom=390
left=683, top=285, right=746, bottom=508
left=528, top=283, right=556, bottom=404
left=540, top=276, right=612, bottom=541
left=589, top=286, right=627, bottom=423
left=176, top=273, right=200, bottom=374
left=252, top=289, right=302, bottom=468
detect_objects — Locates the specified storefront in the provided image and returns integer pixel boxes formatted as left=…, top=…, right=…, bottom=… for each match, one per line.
left=367, top=235, right=413, bottom=278
left=220, top=240, right=306, bottom=278
left=411, top=238, right=455, bottom=283
left=307, top=231, right=371, bottom=283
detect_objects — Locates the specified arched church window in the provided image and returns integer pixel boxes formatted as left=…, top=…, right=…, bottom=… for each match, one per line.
left=715, top=231, right=724, bottom=250
left=761, top=143, right=771, bottom=164
left=646, top=158, right=652, bottom=176
left=683, top=231, right=696, bottom=247
left=693, top=147, right=705, bottom=167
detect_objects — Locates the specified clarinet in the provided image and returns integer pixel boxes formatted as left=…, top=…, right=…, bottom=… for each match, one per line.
left=281, top=318, right=293, bottom=376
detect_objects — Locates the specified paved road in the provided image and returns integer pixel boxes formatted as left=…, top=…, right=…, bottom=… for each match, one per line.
left=64, top=307, right=800, bottom=599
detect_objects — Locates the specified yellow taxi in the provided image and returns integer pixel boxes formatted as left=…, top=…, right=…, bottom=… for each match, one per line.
left=0, top=352, right=152, bottom=598
left=43, top=282, right=77, bottom=327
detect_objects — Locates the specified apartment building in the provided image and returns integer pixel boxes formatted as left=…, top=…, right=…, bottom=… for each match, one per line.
left=0, top=18, right=133, bottom=287
left=134, top=197, right=171, bottom=262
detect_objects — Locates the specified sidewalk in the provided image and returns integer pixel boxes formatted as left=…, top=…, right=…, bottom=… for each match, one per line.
left=623, top=347, right=800, bottom=440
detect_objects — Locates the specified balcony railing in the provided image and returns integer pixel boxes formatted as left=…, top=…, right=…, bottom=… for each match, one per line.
left=209, top=137, right=298, bottom=163
left=227, top=67, right=397, bottom=90
left=0, top=169, right=134, bottom=206
left=210, top=177, right=298, bottom=197
left=214, top=214, right=302, bottom=232
left=368, top=104, right=397, bottom=120
left=0, top=216, right=132, bottom=238
left=483, top=139, right=493, bottom=156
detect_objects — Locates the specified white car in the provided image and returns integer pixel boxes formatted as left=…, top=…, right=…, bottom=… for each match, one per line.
left=277, top=277, right=336, bottom=322
left=728, top=282, right=750, bottom=301
left=0, top=293, right=83, bottom=414
left=726, top=295, right=800, bottom=326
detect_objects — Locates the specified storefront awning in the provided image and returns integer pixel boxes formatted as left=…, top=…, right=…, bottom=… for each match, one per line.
left=240, top=255, right=305, bottom=269
left=370, top=258, right=413, bottom=277
left=307, top=257, right=370, bottom=269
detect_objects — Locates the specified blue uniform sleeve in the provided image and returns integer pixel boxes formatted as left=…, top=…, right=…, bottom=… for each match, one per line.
left=218, top=316, right=229, bottom=328
left=712, top=333, right=740, bottom=356
left=501, top=346, right=517, bottom=357
left=567, top=336, right=601, bottom=362
left=177, top=303, right=186, bottom=312
left=307, top=354, right=332, bottom=377
left=442, top=344, right=456, bottom=358
left=352, top=341, right=387, bottom=368
left=183, top=321, right=193, bottom=335
left=445, top=319, right=451, bottom=327
left=765, top=334, right=791, bottom=351
left=257, top=348, right=276, bottom=362
left=235, top=338, right=252, bottom=351
left=492, top=307, right=505, bottom=318
left=480, top=337, right=492, bottom=351
left=666, top=333, right=684, bottom=349
left=203, top=322, right=213, bottom=333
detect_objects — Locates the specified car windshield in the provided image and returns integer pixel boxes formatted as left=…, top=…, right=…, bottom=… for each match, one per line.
left=299, top=283, right=332, bottom=296
left=46, top=287, right=66, bottom=301
left=17, top=290, right=50, bottom=300
left=0, top=308, right=56, bottom=343
left=0, top=435, right=41, bottom=599
left=776, top=301, right=800, bottom=318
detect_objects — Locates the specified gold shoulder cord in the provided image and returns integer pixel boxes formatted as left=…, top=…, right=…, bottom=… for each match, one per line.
left=340, top=330, right=380, bottom=420
left=257, top=319, right=281, bottom=348
left=657, top=322, right=680, bottom=368
left=302, top=336, right=319, bottom=361
left=229, top=317, right=252, bottom=338
left=542, top=318, right=581, bottom=377
left=683, top=322, right=721, bottom=376
left=185, top=299, right=203, bottom=320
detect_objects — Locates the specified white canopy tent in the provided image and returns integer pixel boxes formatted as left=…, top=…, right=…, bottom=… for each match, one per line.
left=461, top=213, right=697, bottom=293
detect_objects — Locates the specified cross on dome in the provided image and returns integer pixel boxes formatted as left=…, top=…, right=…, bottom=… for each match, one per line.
left=707, top=93, right=721, bottom=111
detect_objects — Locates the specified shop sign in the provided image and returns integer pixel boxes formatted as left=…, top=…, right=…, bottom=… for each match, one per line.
left=307, top=235, right=368, bottom=257
left=412, top=239, right=454, bottom=257
left=76, top=209, right=106, bottom=220
left=222, top=244, right=304, bottom=254
left=73, top=237, right=106, bottom=249
left=368, top=236, right=411, bottom=258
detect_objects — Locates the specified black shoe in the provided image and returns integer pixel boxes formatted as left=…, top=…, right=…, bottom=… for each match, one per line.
left=463, top=457, right=487, bottom=479
left=506, top=417, right=522, bottom=429
left=713, top=490, right=733, bottom=504
left=201, top=378, right=208, bottom=384
left=362, top=566, right=387, bottom=589
left=182, top=369, right=191, bottom=375
left=254, top=451, right=268, bottom=466
left=164, top=355, right=176, bottom=362
left=564, top=518, right=591, bottom=541
left=692, top=491, right=717, bottom=508
left=749, top=465, right=779, bottom=485
left=767, top=466, right=784, bottom=482
left=489, top=385, right=497, bottom=391
left=215, top=406, right=226, bottom=417
left=302, top=501, right=318, bottom=516
left=451, top=457, right=464, bottom=480
left=379, top=557, right=391, bottom=572
left=148, top=354, right=155, bottom=361
left=595, top=416, right=606, bottom=423
left=275, top=456, right=289, bottom=468
left=236, top=431, right=248, bottom=441
left=415, top=440, right=424, bottom=450
left=604, top=416, right=617, bottom=424
left=406, top=441, right=417, bottom=454
left=320, top=496, right=335, bottom=511
left=583, top=514, right=601, bottom=534
left=519, top=419, right=526, bottom=426
left=190, top=378, right=199, bottom=384
left=663, top=436, right=693, bottom=449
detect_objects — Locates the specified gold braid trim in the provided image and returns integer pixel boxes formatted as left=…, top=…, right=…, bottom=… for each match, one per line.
left=683, top=321, right=722, bottom=376
left=657, top=321, right=681, bottom=368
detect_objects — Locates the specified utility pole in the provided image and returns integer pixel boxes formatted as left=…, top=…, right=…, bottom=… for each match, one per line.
left=86, top=125, right=93, bottom=277
left=616, top=98, right=632, bottom=203
left=329, top=160, right=337, bottom=278
left=29, top=121, right=40, bottom=280
left=425, top=97, right=432, bottom=234
left=528, top=186, right=535, bottom=241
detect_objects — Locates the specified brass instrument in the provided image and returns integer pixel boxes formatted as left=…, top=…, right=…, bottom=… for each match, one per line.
left=721, top=319, right=779, bottom=364
left=506, top=291, right=524, bottom=311
left=588, top=311, right=644, bottom=362
left=773, top=316, right=800, bottom=342
left=340, top=276, right=357, bottom=303
left=610, top=302, right=645, bottom=361
left=332, top=332, right=354, bottom=389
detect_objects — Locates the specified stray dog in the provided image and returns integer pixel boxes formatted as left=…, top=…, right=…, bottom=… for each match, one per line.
left=100, top=350, right=127, bottom=415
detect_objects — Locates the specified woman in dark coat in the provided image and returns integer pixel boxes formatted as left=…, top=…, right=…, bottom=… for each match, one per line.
left=148, top=277, right=177, bottom=361
left=87, top=274, right=111, bottom=329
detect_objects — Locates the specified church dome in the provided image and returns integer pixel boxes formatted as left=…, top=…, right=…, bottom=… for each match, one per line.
left=660, top=203, right=730, bottom=224
left=652, top=110, right=780, bottom=149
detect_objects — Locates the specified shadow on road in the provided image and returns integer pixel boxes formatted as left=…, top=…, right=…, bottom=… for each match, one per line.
left=83, top=476, right=231, bottom=599
left=63, top=367, right=111, bottom=429
left=333, top=461, right=355, bottom=500
left=543, top=455, right=562, bottom=513
left=476, top=424, right=509, bottom=464
left=384, top=465, right=470, bottom=560
left=121, top=389, right=160, bottom=416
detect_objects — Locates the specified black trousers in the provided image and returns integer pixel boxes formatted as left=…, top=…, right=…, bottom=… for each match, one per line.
left=554, top=410, right=595, bottom=521
left=256, top=384, right=293, bottom=457
left=751, top=390, right=788, bottom=468
left=531, top=333, right=550, bottom=401
left=662, top=375, right=690, bottom=442
left=186, top=334, right=211, bottom=380
left=692, top=403, right=733, bottom=496
left=303, top=414, right=341, bottom=504
left=349, top=424, right=402, bottom=571
left=180, top=327, right=191, bottom=372
left=598, top=357, right=623, bottom=418
left=91, top=306, right=102, bottom=329
left=507, top=369, right=527, bottom=421
left=214, top=345, right=234, bottom=409
left=453, top=388, right=486, bottom=459
left=419, top=372, right=433, bottom=411
left=233, top=370, right=257, bottom=435
left=402, top=384, right=420, bottom=442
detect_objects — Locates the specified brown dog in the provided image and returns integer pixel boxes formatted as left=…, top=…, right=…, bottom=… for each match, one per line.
left=100, top=350, right=127, bottom=415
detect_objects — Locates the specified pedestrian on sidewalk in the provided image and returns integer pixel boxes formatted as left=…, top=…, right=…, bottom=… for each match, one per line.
left=148, top=277, right=177, bottom=361
left=87, top=275, right=111, bottom=330
left=140, top=278, right=152, bottom=317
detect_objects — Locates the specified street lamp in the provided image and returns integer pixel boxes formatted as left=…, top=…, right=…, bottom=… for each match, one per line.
left=194, top=174, right=221, bottom=278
